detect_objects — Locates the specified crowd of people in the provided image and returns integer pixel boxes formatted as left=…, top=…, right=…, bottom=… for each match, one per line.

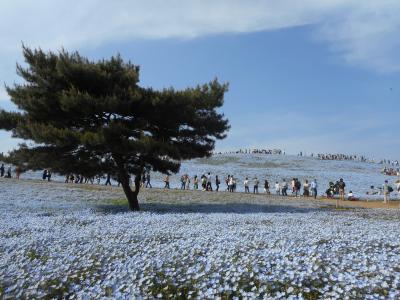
left=316, top=153, right=369, bottom=162
left=0, top=164, right=21, bottom=179
left=1, top=162, right=399, bottom=204
left=381, top=167, right=400, bottom=176
left=380, top=159, right=399, bottom=166
left=215, top=149, right=283, bottom=155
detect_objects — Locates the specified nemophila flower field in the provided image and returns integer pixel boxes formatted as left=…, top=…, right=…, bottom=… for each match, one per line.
left=1, top=179, right=399, bottom=299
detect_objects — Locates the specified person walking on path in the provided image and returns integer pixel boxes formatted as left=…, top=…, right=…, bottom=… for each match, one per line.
left=6, top=166, right=12, bottom=178
left=0, top=164, right=4, bottom=177
left=264, top=179, right=270, bottom=194
left=228, top=176, right=234, bottom=193
left=164, top=175, right=170, bottom=189
left=294, top=179, right=301, bottom=197
left=291, top=178, right=296, bottom=195
left=105, top=173, right=112, bottom=186
left=281, top=179, right=288, bottom=196
left=193, top=175, right=198, bottom=190
left=206, top=172, right=212, bottom=191
left=146, top=172, right=152, bottom=188
left=253, top=177, right=259, bottom=194
left=225, top=175, right=230, bottom=191
left=303, top=180, right=310, bottom=196
left=383, top=180, right=393, bottom=204
left=338, top=178, right=346, bottom=201
left=185, top=175, right=191, bottom=190
left=141, top=172, right=146, bottom=188
left=275, top=181, right=280, bottom=195
left=180, top=175, right=186, bottom=190
left=215, top=175, right=220, bottom=192
left=310, top=179, right=318, bottom=199
left=244, top=177, right=250, bottom=193
left=47, top=170, right=52, bottom=181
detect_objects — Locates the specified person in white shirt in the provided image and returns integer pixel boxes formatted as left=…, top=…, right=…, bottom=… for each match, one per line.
left=244, top=177, right=250, bottom=193
left=310, top=179, right=318, bottom=199
left=275, top=182, right=280, bottom=195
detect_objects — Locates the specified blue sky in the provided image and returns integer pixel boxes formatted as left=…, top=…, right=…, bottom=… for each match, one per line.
left=0, top=1, right=399, bottom=158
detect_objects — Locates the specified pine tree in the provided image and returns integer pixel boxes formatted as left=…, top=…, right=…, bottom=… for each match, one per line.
left=0, top=46, right=230, bottom=210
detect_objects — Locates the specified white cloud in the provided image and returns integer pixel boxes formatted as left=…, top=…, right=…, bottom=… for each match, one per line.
left=0, top=0, right=399, bottom=82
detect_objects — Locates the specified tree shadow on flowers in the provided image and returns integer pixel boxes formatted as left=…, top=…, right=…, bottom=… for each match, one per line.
left=94, top=201, right=322, bottom=214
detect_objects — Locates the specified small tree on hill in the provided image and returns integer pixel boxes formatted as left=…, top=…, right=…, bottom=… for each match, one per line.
left=0, top=46, right=230, bottom=210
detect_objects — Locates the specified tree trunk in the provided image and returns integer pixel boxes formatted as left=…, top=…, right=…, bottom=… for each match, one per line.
left=114, top=157, right=142, bottom=211
left=120, top=174, right=140, bottom=211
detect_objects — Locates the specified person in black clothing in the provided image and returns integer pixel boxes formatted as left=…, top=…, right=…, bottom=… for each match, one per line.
left=6, top=166, right=12, bottom=178
left=215, top=175, right=220, bottom=192
left=42, top=169, right=48, bottom=180
left=338, top=178, right=346, bottom=201
left=264, top=180, right=270, bottom=194
left=146, top=173, right=152, bottom=188
left=0, top=164, right=4, bottom=177
left=105, top=173, right=112, bottom=186
left=253, top=177, right=259, bottom=194
left=281, top=179, right=288, bottom=196
left=294, top=179, right=301, bottom=197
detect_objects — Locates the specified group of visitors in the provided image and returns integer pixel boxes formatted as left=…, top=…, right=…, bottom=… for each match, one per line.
left=42, top=169, right=52, bottom=181
left=65, top=174, right=101, bottom=184
left=176, top=173, right=220, bottom=191
left=380, top=159, right=399, bottom=166
left=243, top=177, right=262, bottom=193
left=325, top=178, right=347, bottom=200
left=0, top=164, right=13, bottom=179
left=216, top=149, right=283, bottom=155
left=141, top=171, right=152, bottom=188
left=274, top=178, right=318, bottom=199
left=381, top=167, right=400, bottom=176
left=317, top=153, right=368, bottom=162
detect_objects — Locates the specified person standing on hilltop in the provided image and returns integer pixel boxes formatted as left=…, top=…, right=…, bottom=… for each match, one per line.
left=338, top=178, right=346, bottom=201
left=0, top=164, right=4, bottom=177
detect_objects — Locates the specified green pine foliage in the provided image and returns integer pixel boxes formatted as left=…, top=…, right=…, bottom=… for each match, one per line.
left=0, top=46, right=230, bottom=210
